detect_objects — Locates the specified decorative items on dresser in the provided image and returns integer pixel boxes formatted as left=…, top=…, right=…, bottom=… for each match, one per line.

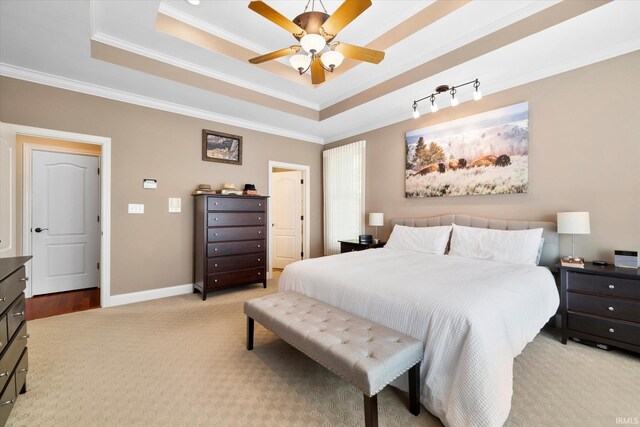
left=0, top=256, right=31, bottom=425
left=560, top=263, right=640, bottom=354
left=194, top=195, right=268, bottom=300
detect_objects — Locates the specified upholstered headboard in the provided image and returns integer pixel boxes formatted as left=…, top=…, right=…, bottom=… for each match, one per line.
left=391, top=215, right=559, bottom=268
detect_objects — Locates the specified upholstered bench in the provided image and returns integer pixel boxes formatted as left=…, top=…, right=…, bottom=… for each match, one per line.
left=244, top=291, right=423, bottom=427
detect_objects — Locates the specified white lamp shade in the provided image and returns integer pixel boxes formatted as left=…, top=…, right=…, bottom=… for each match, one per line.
left=369, top=213, right=384, bottom=227
left=557, top=212, right=590, bottom=234
left=300, top=34, right=326, bottom=54
left=320, top=50, right=344, bottom=69
left=289, top=54, right=311, bottom=71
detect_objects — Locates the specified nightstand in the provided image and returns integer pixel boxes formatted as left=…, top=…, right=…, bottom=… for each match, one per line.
left=560, top=263, right=640, bottom=353
left=339, top=239, right=386, bottom=253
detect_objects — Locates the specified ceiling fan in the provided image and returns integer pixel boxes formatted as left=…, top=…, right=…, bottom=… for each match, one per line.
left=248, top=0, right=385, bottom=84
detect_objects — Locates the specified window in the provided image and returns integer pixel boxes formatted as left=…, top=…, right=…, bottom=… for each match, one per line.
left=323, top=140, right=366, bottom=255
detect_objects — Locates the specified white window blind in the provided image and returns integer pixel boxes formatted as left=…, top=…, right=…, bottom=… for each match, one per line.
left=323, top=140, right=366, bottom=255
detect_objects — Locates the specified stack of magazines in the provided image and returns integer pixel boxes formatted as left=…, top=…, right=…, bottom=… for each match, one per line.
left=561, top=257, right=585, bottom=268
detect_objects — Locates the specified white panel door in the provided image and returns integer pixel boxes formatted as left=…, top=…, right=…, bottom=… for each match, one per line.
left=0, top=127, right=15, bottom=256
left=273, top=171, right=303, bottom=269
left=32, top=151, right=100, bottom=295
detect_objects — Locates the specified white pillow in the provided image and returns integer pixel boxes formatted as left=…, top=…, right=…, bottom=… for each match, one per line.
left=449, top=224, right=543, bottom=265
left=535, top=238, right=545, bottom=265
left=385, top=224, right=452, bottom=255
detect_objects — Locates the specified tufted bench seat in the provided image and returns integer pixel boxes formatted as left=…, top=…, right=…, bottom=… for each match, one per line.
left=244, top=291, right=423, bottom=427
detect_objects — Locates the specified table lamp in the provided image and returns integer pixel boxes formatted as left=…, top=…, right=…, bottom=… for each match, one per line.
left=369, top=213, right=384, bottom=244
left=557, top=212, right=590, bottom=260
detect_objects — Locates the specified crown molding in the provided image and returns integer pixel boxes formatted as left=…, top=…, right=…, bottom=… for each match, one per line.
left=92, top=32, right=320, bottom=111
left=318, top=0, right=560, bottom=109
left=0, top=63, right=325, bottom=144
left=158, top=2, right=272, bottom=55
left=323, top=38, right=640, bottom=144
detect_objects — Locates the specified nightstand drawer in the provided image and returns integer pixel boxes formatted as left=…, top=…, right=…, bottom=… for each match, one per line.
left=568, top=292, right=640, bottom=323
left=567, top=272, right=638, bottom=300
left=567, top=312, right=640, bottom=346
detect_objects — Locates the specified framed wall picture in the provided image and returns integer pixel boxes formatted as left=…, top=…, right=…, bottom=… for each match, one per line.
left=405, top=102, right=529, bottom=198
left=202, top=129, right=242, bottom=165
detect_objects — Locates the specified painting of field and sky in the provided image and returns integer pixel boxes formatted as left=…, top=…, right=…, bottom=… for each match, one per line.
left=405, top=102, right=529, bottom=198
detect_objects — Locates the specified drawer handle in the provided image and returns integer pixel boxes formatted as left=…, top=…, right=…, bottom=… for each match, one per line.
left=609, top=284, right=615, bottom=289
left=258, top=231, right=261, bottom=234
left=258, top=272, right=261, bottom=276
left=17, top=368, right=28, bottom=373
left=13, top=311, right=24, bottom=317
left=0, top=399, right=15, bottom=406
left=214, top=264, right=218, bottom=267
left=258, top=203, right=262, bottom=207
left=214, top=279, right=218, bottom=283
left=609, top=328, right=615, bottom=333
left=214, top=218, right=218, bottom=221
left=20, top=334, right=29, bottom=340
left=214, top=233, right=218, bottom=236
left=0, top=371, right=10, bottom=377
left=257, top=259, right=261, bottom=262
left=258, top=217, right=262, bottom=220
left=257, top=245, right=261, bottom=248
left=214, top=248, right=218, bottom=252
left=19, top=277, right=29, bottom=282
left=0, top=297, right=5, bottom=302
left=214, top=202, right=219, bottom=205
left=608, top=306, right=614, bottom=311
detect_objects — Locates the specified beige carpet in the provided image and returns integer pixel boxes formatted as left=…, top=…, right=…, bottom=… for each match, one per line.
left=8, top=274, right=639, bottom=426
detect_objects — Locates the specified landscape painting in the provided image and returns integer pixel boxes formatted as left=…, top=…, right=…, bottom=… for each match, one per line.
left=202, top=129, right=242, bottom=165
left=405, top=102, right=529, bottom=198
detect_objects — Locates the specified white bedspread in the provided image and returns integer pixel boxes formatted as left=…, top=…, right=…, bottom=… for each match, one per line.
left=278, top=249, right=559, bottom=427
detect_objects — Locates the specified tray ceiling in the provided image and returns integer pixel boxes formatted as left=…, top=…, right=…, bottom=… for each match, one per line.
left=1, top=0, right=639, bottom=143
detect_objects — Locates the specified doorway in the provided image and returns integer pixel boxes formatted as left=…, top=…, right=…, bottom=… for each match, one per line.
left=268, top=161, right=310, bottom=279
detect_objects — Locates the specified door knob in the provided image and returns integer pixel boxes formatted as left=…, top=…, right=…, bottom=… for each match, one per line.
left=34, top=227, right=48, bottom=233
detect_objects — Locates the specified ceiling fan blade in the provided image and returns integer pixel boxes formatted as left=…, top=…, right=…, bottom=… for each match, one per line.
left=310, top=57, right=325, bottom=85
left=334, top=42, right=384, bottom=64
left=249, top=46, right=301, bottom=64
left=248, top=1, right=306, bottom=37
left=321, top=0, right=372, bottom=37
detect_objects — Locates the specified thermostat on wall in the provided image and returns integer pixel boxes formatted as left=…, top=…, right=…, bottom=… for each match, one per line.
left=143, top=179, right=157, bottom=189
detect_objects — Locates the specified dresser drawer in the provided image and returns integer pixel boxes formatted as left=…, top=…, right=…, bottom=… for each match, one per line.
left=207, top=253, right=265, bottom=274
left=207, top=197, right=266, bottom=212
left=0, top=266, right=27, bottom=315
left=6, top=295, right=25, bottom=340
left=207, top=240, right=265, bottom=257
left=207, top=267, right=265, bottom=290
left=568, top=292, right=640, bottom=323
left=207, top=212, right=265, bottom=227
left=0, top=322, right=27, bottom=393
left=15, top=348, right=28, bottom=395
left=567, top=312, right=640, bottom=346
left=207, top=226, right=265, bottom=242
left=567, top=272, right=639, bottom=300
left=0, top=373, right=16, bottom=426
left=0, top=315, right=7, bottom=355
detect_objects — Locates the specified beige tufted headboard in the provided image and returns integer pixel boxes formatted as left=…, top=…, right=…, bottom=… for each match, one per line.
left=391, top=214, right=559, bottom=268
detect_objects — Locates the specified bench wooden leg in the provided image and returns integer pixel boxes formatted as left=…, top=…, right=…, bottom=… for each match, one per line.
left=246, top=317, right=254, bottom=350
left=408, top=362, right=420, bottom=416
left=363, top=394, right=378, bottom=427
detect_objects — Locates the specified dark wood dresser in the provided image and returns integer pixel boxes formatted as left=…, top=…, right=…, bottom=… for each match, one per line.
left=0, top=256, right=30, bottom=425
left=560, top=263, right=640, bottom=353
left=194, top=195, right=268, bottom=300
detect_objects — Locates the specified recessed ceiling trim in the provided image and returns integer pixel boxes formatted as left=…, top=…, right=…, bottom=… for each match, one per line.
left=92, top=32, right=319, bottom=110
left=0, top=63, right=325, bottom=144
left=91, top=40, right=321, bottom=121
left=320, top=0, right=612, bottom=120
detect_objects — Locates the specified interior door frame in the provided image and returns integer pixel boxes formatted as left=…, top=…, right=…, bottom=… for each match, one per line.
left=268, top=161, right=310, bottom=280
left=0, top=124, right=112, bottom=307
left=26, top=146, right=101, bottom=298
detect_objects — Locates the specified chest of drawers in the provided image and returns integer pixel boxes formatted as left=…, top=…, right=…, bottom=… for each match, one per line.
left=0, top=256, right=31, bottom=426
left=560, top=264, right=640, bottom=353
left=194, top=195, right=268, bottom=300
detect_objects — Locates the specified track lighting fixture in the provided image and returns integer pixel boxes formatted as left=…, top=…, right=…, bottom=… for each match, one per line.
left=411, top=79, right=481, bottom=118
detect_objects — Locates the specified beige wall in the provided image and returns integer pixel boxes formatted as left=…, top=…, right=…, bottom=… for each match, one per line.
left=0, top=77, right=323, bottom=296
left=326, top=51, right=640, bottom=263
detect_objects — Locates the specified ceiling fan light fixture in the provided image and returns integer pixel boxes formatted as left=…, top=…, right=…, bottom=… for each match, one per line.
left=320, top=50, right=344, bottom=70
left=300, top=34, right=326, bottom=54
left=289, top=53, right=312, bottom=73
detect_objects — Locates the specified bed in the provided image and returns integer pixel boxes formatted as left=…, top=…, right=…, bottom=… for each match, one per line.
left=278, top=215, right=560, bottom=427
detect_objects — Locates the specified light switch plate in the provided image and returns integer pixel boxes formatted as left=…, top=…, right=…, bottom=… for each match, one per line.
left=128, top=204, right=144, bottom=214
left=168, top=198, right=181, bottom=213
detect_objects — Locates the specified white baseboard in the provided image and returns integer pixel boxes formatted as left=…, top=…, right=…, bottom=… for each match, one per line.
left=108, top=283, right=194, bottom=307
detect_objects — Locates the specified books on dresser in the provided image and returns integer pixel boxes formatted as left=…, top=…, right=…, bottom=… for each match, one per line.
left=561, top=258, right=585, bottom=268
